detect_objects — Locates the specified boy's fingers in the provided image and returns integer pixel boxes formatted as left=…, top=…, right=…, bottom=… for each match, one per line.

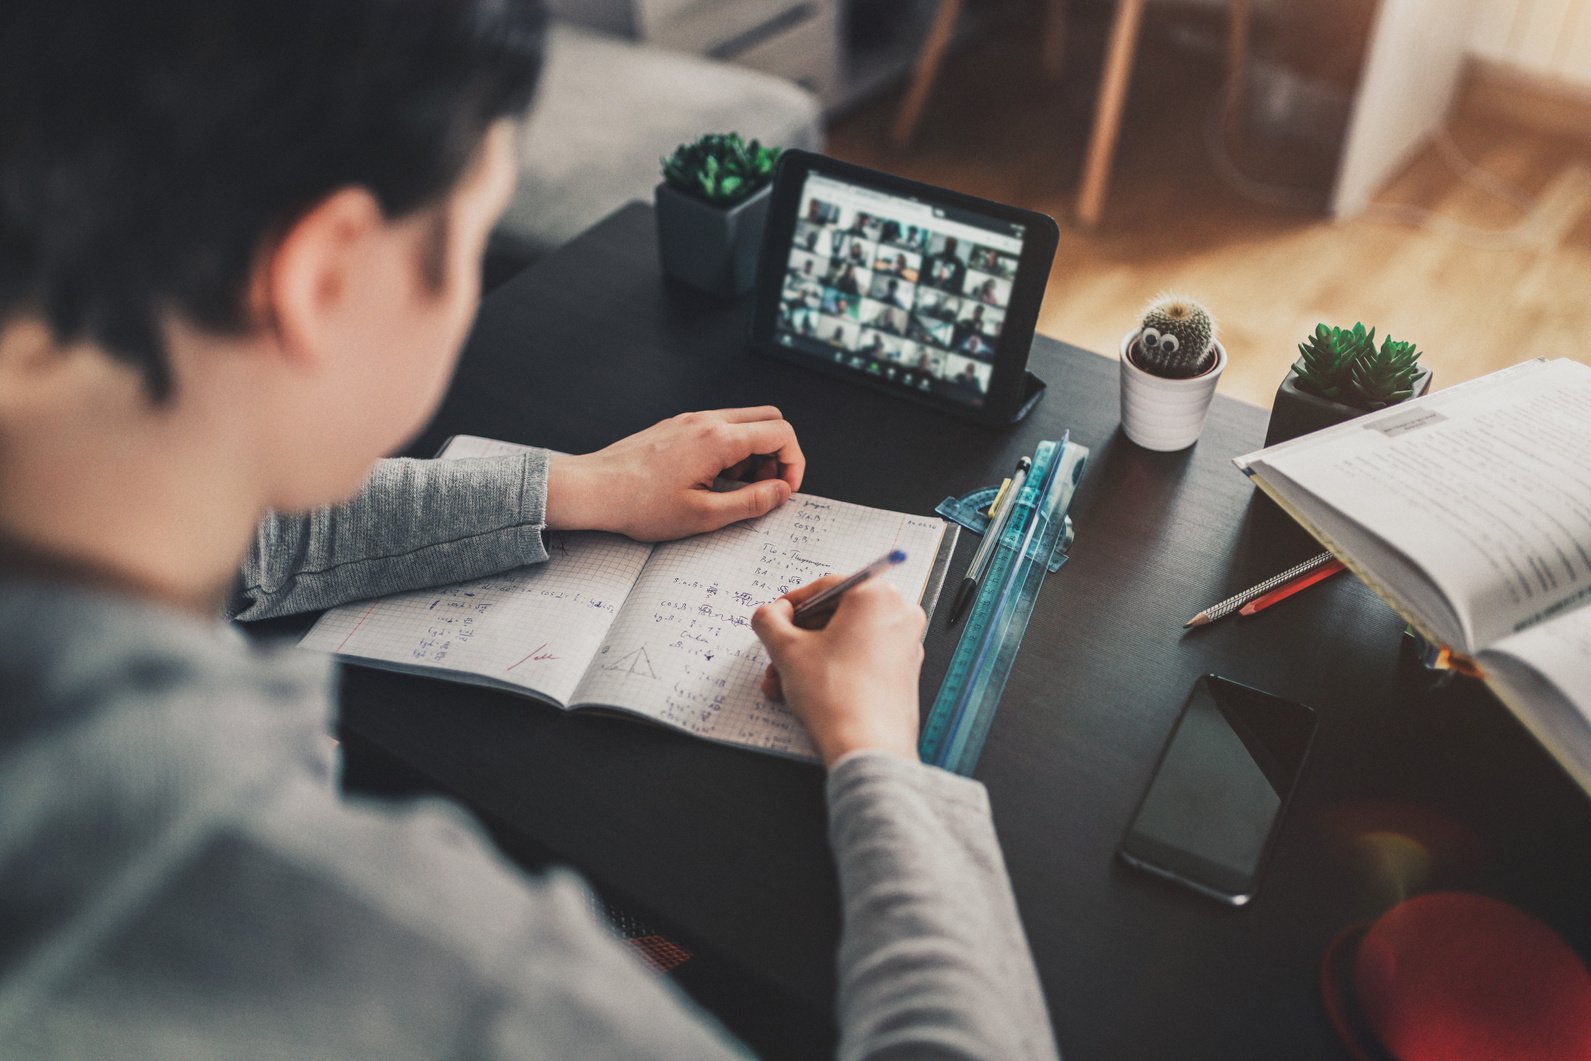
left=780, top=457, right=804, bottom=492
left=779, top=573, right=846, bottom=607
left=709, top=419, right=797, bottom=462
left=751, top=597, right=797, bottom=646
left=695, top=478, right=790, bottom=527
left=760, top=671, right=784, bottom=702
left=711, top=405, right=783, bottom=424
left=709, top=420, right=805, bottom=491
left=720, top=455, right=785, bottom=485
left=722, top=456, right=759, bottom=481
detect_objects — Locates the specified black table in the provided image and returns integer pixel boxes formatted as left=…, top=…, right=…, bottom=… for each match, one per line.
left=337, top=204, right=1591, bottom=1059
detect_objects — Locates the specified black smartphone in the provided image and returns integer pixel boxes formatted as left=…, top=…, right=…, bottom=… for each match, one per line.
left=1118, top=675, right=1317, bottom=906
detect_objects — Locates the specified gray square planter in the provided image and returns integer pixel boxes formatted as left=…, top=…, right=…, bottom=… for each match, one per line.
left=1262, top=366, right=1433, bottom=447
left=655, top=182, right=771, bottom=298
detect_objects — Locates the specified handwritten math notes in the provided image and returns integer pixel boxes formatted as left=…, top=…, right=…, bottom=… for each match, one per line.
left=300, top=436, right=947, bottom=761
left=300, top=532, right=651, bottom=705
left=575, top=496, right=944, bottom=758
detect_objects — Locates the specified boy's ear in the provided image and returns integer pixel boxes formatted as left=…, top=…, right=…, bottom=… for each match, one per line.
left=255, top=186, right=386, bottom=369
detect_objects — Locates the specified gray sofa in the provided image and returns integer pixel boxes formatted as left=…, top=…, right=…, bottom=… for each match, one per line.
left=495, top=21, right=823, bottom=265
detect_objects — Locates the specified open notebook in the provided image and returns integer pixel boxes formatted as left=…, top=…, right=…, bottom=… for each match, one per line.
left=301, top=435, right=958, bottom=761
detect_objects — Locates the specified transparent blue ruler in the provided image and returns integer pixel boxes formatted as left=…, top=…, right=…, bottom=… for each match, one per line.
left=920, top=435, right=1089, bottom=775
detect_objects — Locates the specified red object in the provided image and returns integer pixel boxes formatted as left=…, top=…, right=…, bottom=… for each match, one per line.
left=1239, top=559, right=1346, bottom=616
left=1322, top=892, right=1591, bottom=1061
left=627, top=934, right=693, bottom=974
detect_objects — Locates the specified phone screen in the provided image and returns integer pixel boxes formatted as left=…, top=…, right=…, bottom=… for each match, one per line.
left=1119, top=675, right=1316, bottom=905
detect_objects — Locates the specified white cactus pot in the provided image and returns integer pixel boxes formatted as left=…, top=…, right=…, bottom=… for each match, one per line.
left=1118, top=329, right=1227, bottom=451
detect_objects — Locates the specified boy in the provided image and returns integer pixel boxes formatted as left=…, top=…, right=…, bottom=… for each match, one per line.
left=0, top=0, right=1057, bottom=1057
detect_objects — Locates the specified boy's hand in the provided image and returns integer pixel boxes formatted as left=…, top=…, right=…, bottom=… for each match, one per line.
left=546, top=407, right=804, bottom=541
left=752, top=575, right=925, bottom=768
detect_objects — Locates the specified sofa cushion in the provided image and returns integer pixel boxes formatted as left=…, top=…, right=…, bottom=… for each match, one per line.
left=500, top=24, right=824, bottom=256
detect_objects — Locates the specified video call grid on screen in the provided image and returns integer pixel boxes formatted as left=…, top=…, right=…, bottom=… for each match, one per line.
left=774, top=173, right=1026, bottom=408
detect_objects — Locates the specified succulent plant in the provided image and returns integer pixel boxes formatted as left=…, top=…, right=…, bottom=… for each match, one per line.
left=1350, top=336, right=1423, bottom=409
left=1291, top=323, right=1424, bottom=409
left=1135, top=296, right=1217, bottom=378
left=1292, top=322, right=1376, bottom=402
left=661, top=133, right=781, bottom=207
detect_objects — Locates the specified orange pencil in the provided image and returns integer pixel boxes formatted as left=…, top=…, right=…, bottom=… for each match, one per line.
left=1238, top=559, right=1346, bottom=617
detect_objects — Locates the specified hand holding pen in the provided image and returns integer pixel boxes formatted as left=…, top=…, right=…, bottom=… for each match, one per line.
left=791, top=550, right=907, bottom=629
left=751, top=551, right=926, bottom=766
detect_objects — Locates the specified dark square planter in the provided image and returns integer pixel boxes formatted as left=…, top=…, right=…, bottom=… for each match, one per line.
left=1262, top=366, right=1433, bottom=447
left=654, top=182, right=771, bottom=298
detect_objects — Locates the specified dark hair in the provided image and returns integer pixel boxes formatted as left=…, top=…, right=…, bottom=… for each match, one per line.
left=0, top=0, right=546, bottom=402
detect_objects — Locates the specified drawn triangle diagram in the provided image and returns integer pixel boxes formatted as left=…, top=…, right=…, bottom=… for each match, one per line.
left=603, top=645, right=657, bottom=679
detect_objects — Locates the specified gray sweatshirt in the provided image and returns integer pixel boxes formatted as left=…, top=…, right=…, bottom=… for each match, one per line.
left=0, top=451, right=1057, bottom=1059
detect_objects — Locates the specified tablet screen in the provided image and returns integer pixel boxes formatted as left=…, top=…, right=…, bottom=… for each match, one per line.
left=772, top=172, right=1027, bottom=409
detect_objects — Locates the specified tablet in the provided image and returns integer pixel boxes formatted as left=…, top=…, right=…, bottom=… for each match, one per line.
left=750, top=151, right=1059, bottom=425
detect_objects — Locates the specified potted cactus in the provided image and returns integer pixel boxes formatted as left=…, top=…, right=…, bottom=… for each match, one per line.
left=1118, top=296, right=1229, bottom=451
left=1262, top=323, right=1432, bottom=446
left=656, top=132, right=782, bottom=297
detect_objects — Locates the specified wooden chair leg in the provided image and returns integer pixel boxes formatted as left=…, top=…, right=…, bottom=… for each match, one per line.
left=1224, top=0, right=1252, bottom=136
left=892, top=0, right=965, bottom=146
left=1042, top=0, right=1067, bottom=80
left=1074, top=0, right=1147, bottom=229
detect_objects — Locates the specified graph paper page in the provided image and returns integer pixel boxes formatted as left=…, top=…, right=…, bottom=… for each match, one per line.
left=299, top=435, right=652, bottom=705
left=299, top=532, right=652, bottom=705
left=572, top=494, right=947, bottom=760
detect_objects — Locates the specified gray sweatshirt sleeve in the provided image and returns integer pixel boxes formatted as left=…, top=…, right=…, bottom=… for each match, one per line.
left=231, top=452, right=551, bottom=621
left=827, top=752, right=1059, bottom=1061
left=480, top=751, right=1057, bottom=1060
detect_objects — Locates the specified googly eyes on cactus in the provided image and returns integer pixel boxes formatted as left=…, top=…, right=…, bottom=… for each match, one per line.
left=1136, top=296, right=1217, bottom=379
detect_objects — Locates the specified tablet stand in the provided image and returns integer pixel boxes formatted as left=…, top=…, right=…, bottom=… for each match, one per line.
left=1002, top=370, right=1047, bottom=424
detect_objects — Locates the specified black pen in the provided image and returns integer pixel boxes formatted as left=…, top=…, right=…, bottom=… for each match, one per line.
left=948, top=456, right=1031, bottom=626
left=792, top=550, right=906, bottom=629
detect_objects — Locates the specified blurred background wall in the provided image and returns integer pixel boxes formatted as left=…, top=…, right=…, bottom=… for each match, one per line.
left=521, top=0, right=1590, bottom=407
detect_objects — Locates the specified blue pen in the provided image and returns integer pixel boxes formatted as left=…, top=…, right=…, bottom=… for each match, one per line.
left=791, top=550, right=907, bottom=629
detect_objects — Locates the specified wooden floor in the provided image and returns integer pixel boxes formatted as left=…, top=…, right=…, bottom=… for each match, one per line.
left=828, top=12, right=1591, bottom=409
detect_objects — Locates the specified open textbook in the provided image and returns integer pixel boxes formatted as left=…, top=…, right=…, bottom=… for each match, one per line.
left=301, top=435, right=957, bottom=761
left=1235, top=358, right=1591, bottom=791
